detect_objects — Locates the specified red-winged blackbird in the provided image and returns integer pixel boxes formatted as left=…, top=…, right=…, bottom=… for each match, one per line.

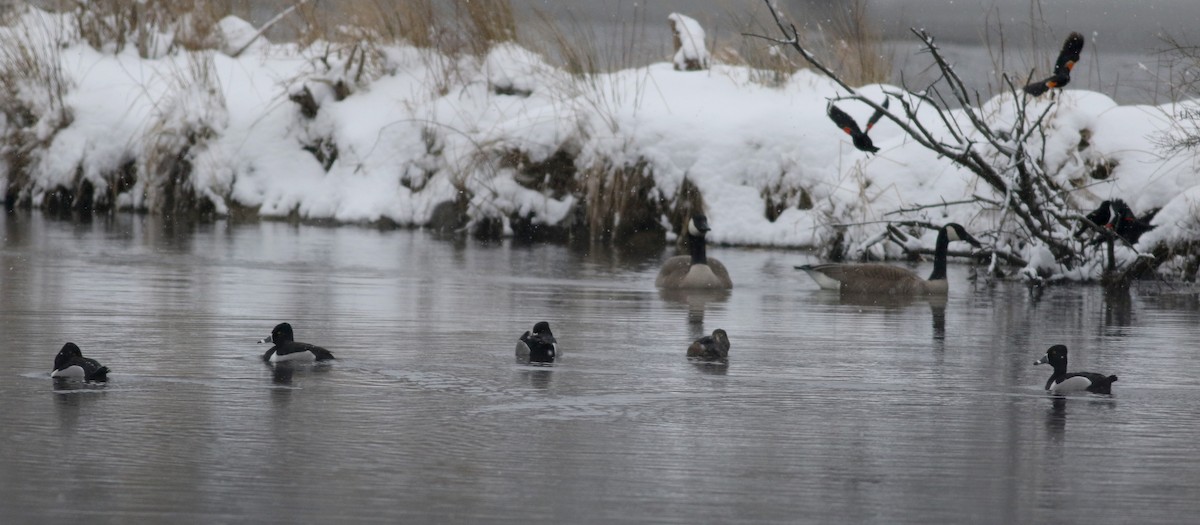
left=1075, top=199, right=1157, bottom=245
left=827, top=98, right=889, bottom=153
left=1023, top=32, right=1085, bottom=96
left=1107, top=199, right=1157, bottom=244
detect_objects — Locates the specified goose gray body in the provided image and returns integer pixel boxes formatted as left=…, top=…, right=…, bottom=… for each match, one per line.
left=656, top=214, right=733, bottom=290
left=797, top=223, right=980, bottom=295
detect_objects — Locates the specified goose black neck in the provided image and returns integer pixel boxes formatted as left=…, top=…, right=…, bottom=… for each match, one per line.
left=689, top=233, right=708, bottom=265
left=928, top=228, right=950, bottom=281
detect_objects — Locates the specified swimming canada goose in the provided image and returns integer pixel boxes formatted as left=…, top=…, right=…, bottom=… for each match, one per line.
left=1033, top=344, right=1118, bottom=394
left=258, top=322, right=335, bottom=362
left=516, top=321, right=557, bottom=363
left=687, top=329, right=730, bottom=362
left=656, top=214, right=733, bottom=290
left=50, top=343, right=110, bottom=382
left=796, top=223, right=982, bottom=295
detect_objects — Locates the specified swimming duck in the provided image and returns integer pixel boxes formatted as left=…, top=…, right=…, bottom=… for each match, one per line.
left=1033, top=344, right=1118, bottom=394
left=687, top=329, right=730, bottom=362
left=259, top=322, right=335, bottom=362
left=516, top=321, right=558, bottom=363
left=796, top=223, right=982, bottom=295
left=50, top=342, right=110, bottom=381
left=656, top=213, right=733, bottom=290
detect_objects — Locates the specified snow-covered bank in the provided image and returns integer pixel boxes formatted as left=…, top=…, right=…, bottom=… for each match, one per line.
left=1, top=7, right=1198, bottom=278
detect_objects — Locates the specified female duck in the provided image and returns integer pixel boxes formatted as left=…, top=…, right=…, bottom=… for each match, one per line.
left=1034, top=344, right=1118, bottom=394
left=50, top=342, right=110, bottom=382
left=259, top=322, right=335, bottom=362
left=656, top=214, right=733, bottom=290
left=796, top=223, right=981, bottom=295
left=687, top=329, right=730, bottom=362
left=516, top=321, right=558, bottom=363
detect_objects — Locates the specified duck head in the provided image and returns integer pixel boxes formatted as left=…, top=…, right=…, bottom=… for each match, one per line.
left=54, top=342, right=83, bottom=370
left=532, top=321, right=556, bottom=345
left=1033, top=344, right=1069, bottom=370
left=259, top=322, right=295, bottom=345
left=711, top=329, right=730, bottom=359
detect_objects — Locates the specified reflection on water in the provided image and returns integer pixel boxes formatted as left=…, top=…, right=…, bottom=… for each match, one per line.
left=3, top=211, right=1200, bottom=523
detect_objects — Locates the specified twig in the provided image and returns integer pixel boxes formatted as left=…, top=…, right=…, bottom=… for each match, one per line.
left=231, top=0, right=311, bottom=58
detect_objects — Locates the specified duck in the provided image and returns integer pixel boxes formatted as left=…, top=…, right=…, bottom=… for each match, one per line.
left=796, top=223, right=982, bottom=295
left=656, top=213, right=733, bottom=290
left=516, top=321, right=558, bottom=363
left=1033, top=344, right=1118, bottom=394
left=258, top=322, right=335, bottom=362
left=687, top=329, right=730, bottom=362
left=50, top=342, right=110, bottom=381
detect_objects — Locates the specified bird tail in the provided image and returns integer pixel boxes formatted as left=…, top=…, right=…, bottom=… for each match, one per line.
left=1107, top=375, right=1118, bottom=383
left=90, top=366, right=111, bottom=382
left=1023, top=81, right=1051, bottom=97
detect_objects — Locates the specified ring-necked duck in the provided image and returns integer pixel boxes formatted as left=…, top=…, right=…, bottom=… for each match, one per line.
left=1033, top=344, right=1117, bottom=394
left=258, top=322, right=335, bottom=362
left=516, top=322, right=558, bottom=363
left=50, top=342, right=110, bottom=382
left=687, top=329, right=730, bottom=362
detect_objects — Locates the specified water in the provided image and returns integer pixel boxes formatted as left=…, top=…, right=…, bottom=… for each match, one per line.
left=3, top=212, right=1200, bottom=524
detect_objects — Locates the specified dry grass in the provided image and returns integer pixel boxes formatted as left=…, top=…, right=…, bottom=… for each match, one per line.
left=0, top=14, right=74, bottom=202
left=64, top=0, right=242, bottom=57
left=824, top=0, right=891, bottom=86
left=141, top=51, right=225, bottom=216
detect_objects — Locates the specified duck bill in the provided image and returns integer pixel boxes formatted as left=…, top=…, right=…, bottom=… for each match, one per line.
left=1033, top=355, right=1049, bottom=366
left=258, top=335, right=273, bottom=345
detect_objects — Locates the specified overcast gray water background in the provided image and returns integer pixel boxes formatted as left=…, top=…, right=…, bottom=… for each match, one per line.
left=3, top=212, right=1200, bottom=523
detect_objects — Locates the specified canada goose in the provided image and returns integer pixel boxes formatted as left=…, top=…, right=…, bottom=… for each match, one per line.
left=50, top=343, right=110, bottom=382
left=687, top=329, right=730, bottom=362
left=1034, top=344, right=1118, bottom=394
left=656, top=214, right=733, bottom=290
left=1023, top=32, right=1084, bottom=96
left=516, top=321, right=557, bottom=363
left=258, top=322, right=335, bottom=362
left=796, top=223, right=982, bottom=295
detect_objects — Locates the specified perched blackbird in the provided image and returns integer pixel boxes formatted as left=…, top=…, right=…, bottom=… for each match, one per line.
left=827, top=98, right=889, bottom=153
left=1107, top=199, right=1156, bottom=244
left=1074, top=199, right=1113, bottom=238
left=1076, top=199, right=1157, bottom=245
left=1023, top=32, right=1084, bottom=96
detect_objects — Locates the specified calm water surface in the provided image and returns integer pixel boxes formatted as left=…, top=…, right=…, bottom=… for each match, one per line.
left=2, top=212, right=1200, bottom=524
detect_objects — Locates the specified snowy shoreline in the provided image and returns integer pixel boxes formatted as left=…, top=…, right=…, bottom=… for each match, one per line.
left=1, top=8, right=1198, bottom=279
